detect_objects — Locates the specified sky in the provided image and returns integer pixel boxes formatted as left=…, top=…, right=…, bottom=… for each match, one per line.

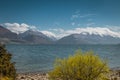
left=0, top=0, right=120, bottom=38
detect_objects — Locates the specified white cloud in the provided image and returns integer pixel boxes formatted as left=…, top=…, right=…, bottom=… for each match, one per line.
left=79, top=14, right=96, bottom=18
left=49, top=28, right=64, bottom=33
left=50, top=27, right=120, bottom=39
left=71, top=14, right=80, bottom=19
left=71, top=14, right=80, bottom=20
left=2, top=23, right=120, bottom=39
left=77, top=23, right=81, bottom=26
left=105, top=25, right=120, bottom=32
left=86, top=22, right=95, bottom=27
left=3, top=23, right=36, bottom=34
left=74, top=27, right=120, bottom=37
left=71, top=22, right=75, bottom=26
left=71, top=12, right=96, bottom=20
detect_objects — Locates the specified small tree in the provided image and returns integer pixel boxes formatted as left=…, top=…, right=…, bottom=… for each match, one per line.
left=49, top=50, right=110, bottom=80
left=0, top=44, right=16, bottom=80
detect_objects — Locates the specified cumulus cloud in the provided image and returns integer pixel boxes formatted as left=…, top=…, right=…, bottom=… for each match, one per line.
left=3, top=23, right=36, bottom=34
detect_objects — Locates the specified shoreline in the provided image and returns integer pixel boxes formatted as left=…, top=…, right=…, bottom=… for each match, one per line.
left=109, top=68, right=120, bottom=80
left=17, top=72, right=49, bottom=80
left=16, top=68, right=120, bottom=80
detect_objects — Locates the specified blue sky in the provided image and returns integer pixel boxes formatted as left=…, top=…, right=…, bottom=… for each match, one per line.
left=0, top=0, right=120, bottom=38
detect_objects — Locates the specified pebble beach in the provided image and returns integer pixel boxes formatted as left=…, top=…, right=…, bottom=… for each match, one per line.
left=16, top=69, right=120, bottom=80
left=16, top=73, right=49, bottom=80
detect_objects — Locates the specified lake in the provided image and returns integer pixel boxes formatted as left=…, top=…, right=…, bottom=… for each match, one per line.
left=6, top=44, right=120, bottom=73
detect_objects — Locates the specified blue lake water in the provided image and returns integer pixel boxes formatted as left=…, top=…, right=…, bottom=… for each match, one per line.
left=6, top=44, right=120, bottom=73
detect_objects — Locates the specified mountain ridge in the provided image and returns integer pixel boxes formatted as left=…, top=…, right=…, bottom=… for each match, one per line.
left=19, top=30, right=54, bottom=44
left=0, top=25, right=120, bottom=44
left=0, top=26, right=54, bottom=44
left=56, top=33, right=120, bottom=44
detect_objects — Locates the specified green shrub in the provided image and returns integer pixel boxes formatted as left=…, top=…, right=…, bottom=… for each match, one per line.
left=0, top=44, right=16, bottom=80
left=49, top=50, right=110, bottom=80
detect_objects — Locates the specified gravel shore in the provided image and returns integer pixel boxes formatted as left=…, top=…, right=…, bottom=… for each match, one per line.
left=16, top=69, right=120, bottom=80
left=108, top=68, right=120, bottom=80
left=16, top=73, right=49, bottom=80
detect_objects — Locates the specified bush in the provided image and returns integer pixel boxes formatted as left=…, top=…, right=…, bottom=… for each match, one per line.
left=0, top=44, right=16, bottom=80
left=1, top=76, right=13, bottom=80
left=49, top=50, right=110, bottom=80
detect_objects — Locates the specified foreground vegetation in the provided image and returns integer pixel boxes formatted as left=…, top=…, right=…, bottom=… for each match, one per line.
left=0, top=44, right=16, bottom=80
left=49, top=50, right=110, bottom=80
left=0, top=44, right=112, bottom=80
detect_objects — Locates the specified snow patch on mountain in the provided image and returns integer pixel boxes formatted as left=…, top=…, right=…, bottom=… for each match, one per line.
left=50, top=27, right=120, bottom=39
left=2, top=22, right=120, bottom=39
left=41, top=31, right=57, bottom=40
left=2, top=23, right=37, bottom=34
left=75, top=27, right=120, bottom=38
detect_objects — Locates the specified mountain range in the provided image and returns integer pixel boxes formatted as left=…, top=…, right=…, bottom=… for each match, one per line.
left=0, top=25, right=120, bottom=44
left=57, top=33, right=120, bottom=44
left=0, top=26, right=53, bottom=44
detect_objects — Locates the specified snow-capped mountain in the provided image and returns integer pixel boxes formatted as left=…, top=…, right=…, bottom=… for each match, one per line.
left=0, top=25, right=54, bottom=44
left=0, top=25, right=18, bottom=39
left=1, top=25, right=120, bottom=44
left=19, top=30, right=54, bottom=44
left=55, top=27, right=120, bottom=44
left=57, top=32, right=120, bottom=44
left=74, top=27, right=120, bottom=38
left=0, top=25, right=19, bottom=43
left=56, top=27, right=120, bottom=39
left=41, top=31, right=57, bottom=41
